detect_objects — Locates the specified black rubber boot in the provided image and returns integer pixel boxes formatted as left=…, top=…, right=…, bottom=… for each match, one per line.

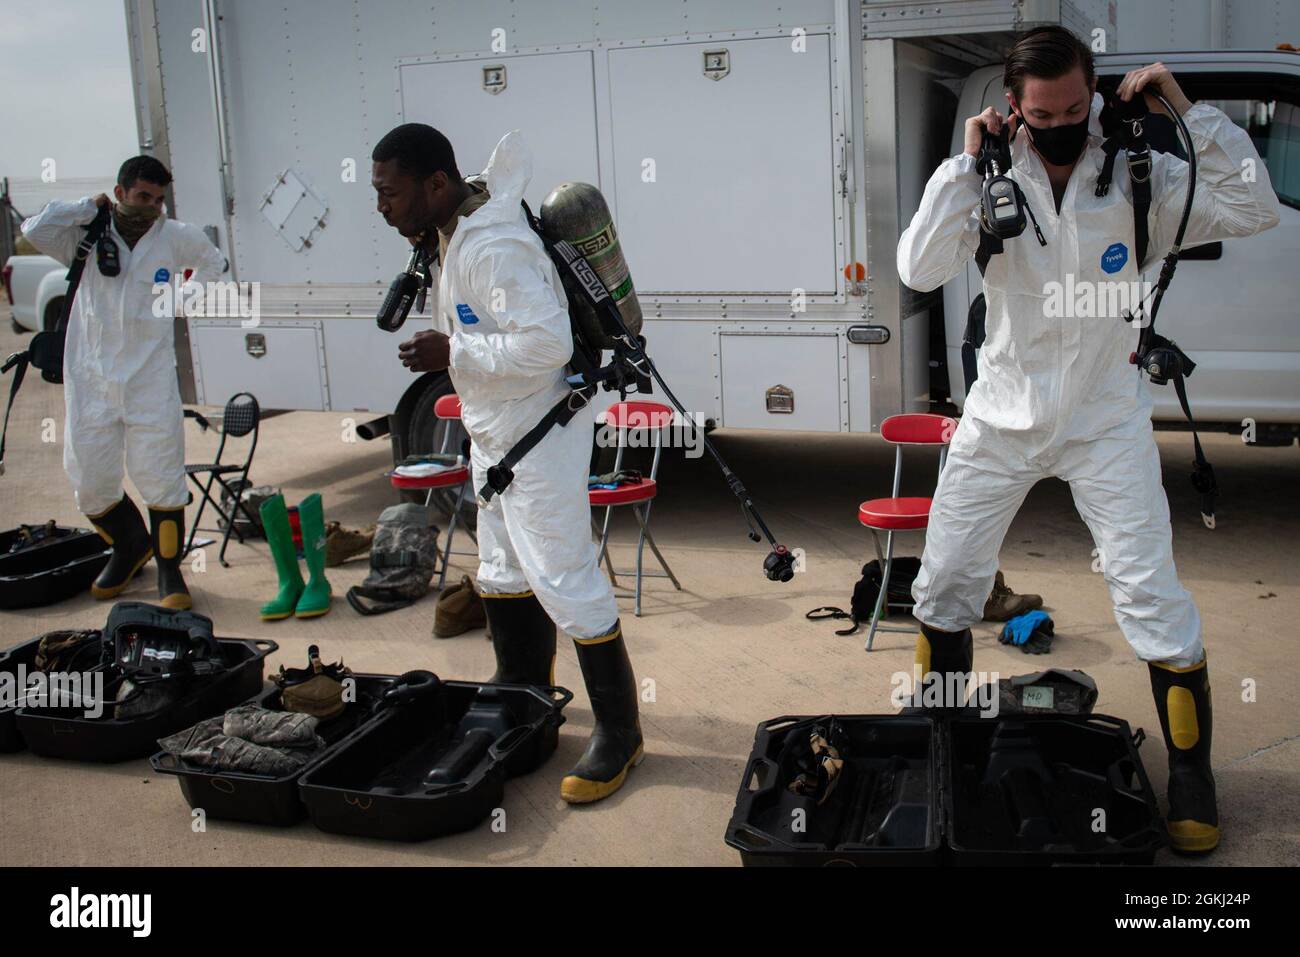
left=482, top=591, right=556, bottom=685
left=906, top=624, right=974, bottom=711
left=1149, top=658, right=1219, bottom=854
left=148, top=506, right=191, bottom=611
left=561, top=623, right=644, bottom=804
left=87, top=495, right=153, bottom=600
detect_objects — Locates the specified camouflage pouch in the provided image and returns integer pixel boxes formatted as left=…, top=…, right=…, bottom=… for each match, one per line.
left=223, top=705, right=322, bottom=748
left=34, top=629, right=103, bottom=672
left=193, top=735, right=314, bottom=775
left=273, top=644, right=351, bottom=719
left=992, top=669, right=1099, bottom=715
left=344, top=503, right=439, bottom=615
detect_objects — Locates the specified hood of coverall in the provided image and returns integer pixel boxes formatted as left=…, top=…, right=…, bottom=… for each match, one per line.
left=438, top=130, right=580, bottom=459
left=456, top=129, right=534, bottom=238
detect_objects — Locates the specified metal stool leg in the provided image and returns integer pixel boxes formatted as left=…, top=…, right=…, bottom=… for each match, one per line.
left=633, top=505, right=647, bottom=617
left=597, top=503, right=620, bottom=588
left=633, top=506, right=680, bottom=590
left=436, top=482, right=466, bottom=591
left=865, top=529, right=896, bottom=652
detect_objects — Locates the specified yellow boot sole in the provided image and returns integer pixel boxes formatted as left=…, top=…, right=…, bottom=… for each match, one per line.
left=1168, top=820, right=1220, bottom=854
left=158, top=593, right=193, bottom=611
left=89, top=549, right=154, bottom=600
left=560, top=744, right=645, bottom=805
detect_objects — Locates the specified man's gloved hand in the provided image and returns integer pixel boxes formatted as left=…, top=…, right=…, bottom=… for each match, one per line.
left=964, top=106, right=1019, bottom=157
left=398, top=329, right=451, bottom=373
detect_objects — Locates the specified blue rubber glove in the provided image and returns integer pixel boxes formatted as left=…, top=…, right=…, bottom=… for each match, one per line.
left=999, top=610, right=1051, bottom=647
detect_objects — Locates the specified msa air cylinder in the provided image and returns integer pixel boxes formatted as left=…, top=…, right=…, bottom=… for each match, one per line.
left=539, top=182, right=643, bottom=347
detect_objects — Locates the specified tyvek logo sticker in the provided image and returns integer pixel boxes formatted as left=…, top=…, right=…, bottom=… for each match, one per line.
left=455, top=303, right=480, bottom=325
left=154, top=267, right=170, bottom=283
left=1100, top=243, right=1128, bottom=274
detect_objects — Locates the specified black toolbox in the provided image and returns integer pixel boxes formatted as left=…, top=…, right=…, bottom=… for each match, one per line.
left=726, top=712, right=1166, bottom=867
left=150, top=672, right=401, bottom=827
left=298, top=680, right=572, bottom=842
left=0, top=632, right=109, bottom=753
left=15, top=637, right=277, bottom=763
left=0, top=526, right=111, bottom=610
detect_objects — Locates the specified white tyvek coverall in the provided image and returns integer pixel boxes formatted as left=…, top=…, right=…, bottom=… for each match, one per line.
left=437, top=131, right=618, bottom=640
left=897, top=99, right=1280, bottom=666
left=22, top=198, right=227, bottom=515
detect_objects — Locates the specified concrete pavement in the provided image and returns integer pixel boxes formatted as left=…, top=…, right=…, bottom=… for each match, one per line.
left=0, top=307, right=1296, bottom=866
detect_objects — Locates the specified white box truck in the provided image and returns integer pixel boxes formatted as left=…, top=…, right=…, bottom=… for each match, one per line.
left=117, top=0, right=1300, bottom=461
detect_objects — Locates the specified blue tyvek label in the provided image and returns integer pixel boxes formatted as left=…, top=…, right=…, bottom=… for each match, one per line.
left=455, top=303, right=479, bottom=325
left=1100, top=243, right=1128, bottom=274
left=154, top=267, right=170, bottom=283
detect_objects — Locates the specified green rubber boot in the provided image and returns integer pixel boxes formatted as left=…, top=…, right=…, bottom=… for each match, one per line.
left=259, top=493, right=304, bottom=621
left=294, top=493, right=332, bottom=619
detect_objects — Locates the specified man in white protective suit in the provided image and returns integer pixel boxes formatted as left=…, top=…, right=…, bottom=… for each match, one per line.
left=371, top=125, right=644, bottom=804
left=22, top=156, right=228, bottom=610
left=897, top=27, right=1280, bottom=854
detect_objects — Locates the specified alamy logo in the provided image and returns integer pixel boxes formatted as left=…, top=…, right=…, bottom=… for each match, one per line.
left=0, top=667, right=105, bottom=718
left=49, top=887, right=151, bottom=937
left=455, top=303, right=480, bottom=325
left=1100, top=242, right=1128, bottom=274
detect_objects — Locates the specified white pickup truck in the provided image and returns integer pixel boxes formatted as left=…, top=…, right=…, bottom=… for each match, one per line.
left=3, top=254, right=65, bottom=334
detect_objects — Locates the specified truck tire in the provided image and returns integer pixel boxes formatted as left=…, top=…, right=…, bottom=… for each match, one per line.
left=393, top=372, right=477, bottom=532
left=43, top=298, right=63, bottom=331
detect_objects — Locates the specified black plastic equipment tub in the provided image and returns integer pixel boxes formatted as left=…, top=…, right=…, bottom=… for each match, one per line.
left=726, top=715, right=942, bottom=867
left=15, top=637, right=277, bottom=762
left=298, top=681, right=571, bottom=842
left=150, top=673, right=399, bottom=826
left=0, top=633, right=108, bottom=753
left=0, top=526, right=112, bottom=610
left=726, top=712, right=1165, bottom=867
left=945, top=714, right=1164, bottom=865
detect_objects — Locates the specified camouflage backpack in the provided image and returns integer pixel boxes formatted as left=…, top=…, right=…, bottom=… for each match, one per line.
left=345, top=503, right=440, bottom=615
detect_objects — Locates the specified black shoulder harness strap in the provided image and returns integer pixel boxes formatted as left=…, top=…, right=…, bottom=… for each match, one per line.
left=1095, top=118, right=1153, bottom=268
left=1, top=205, right=111, bottom=476
left=477, top=208, right=649, bottom=503
left=968, top=108, right=1215, bottom=525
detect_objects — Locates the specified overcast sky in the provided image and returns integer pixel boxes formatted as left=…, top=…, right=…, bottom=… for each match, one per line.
left=0, top=0, right=139, bottom=180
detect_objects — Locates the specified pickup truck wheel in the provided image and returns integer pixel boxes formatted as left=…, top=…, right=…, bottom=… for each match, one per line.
left=401, top=373, right=477, bottom=534
left=43, top=298, right=63, bottom=331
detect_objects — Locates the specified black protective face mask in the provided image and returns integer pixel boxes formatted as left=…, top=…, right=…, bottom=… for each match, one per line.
left=1016, top=111, right=1090, bottom=166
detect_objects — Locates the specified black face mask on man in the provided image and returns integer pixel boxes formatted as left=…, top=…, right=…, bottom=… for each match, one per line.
left=1014, top=108, right=1090, bottom=166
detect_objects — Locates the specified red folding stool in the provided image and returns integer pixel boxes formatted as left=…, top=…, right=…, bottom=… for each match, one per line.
left=857, top=413, right=955, bottom=651
left=388, top=393, right=473, bottom=591
left=590, top=400, right=682, bottom=617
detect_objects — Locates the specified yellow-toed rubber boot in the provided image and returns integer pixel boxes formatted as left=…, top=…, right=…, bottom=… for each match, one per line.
left=482, top=590, right=556, bottom=685
left=560, top=623, right=644, bottom=805
left=87, top=495, right=153, bottom=599
left=1149, top=657, right=1220, bottom=854
left=148, top=505, right=192, bottom=610
left=907, top=624, right=973, bottom=711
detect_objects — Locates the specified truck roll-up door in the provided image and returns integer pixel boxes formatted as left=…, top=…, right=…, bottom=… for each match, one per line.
left=608, top=34, right=838, bottom=296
